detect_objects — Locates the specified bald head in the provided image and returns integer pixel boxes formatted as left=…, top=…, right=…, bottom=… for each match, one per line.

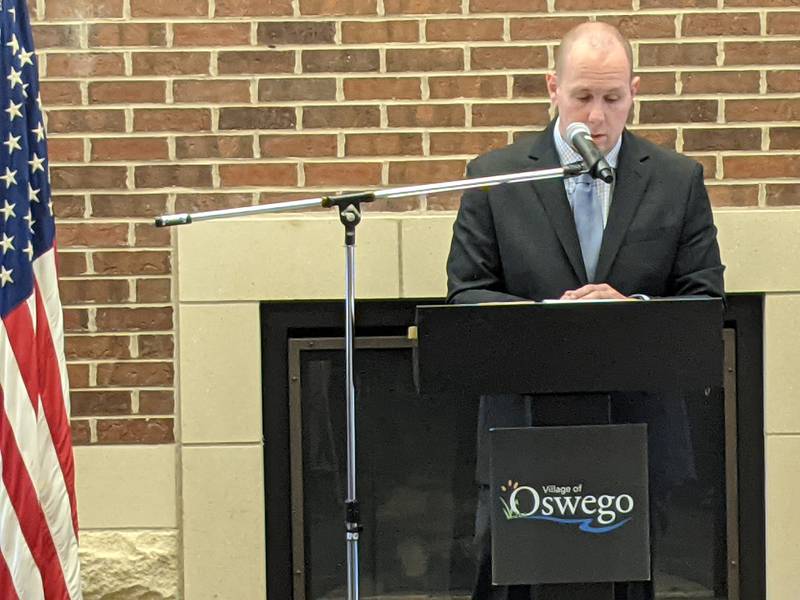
left=545, top=21, right=639, bottom=153
left=555, top=22, right=633, bottom=80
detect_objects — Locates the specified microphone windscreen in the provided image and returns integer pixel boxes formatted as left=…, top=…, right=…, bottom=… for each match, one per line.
left=565, top=122, right=591, bottom=148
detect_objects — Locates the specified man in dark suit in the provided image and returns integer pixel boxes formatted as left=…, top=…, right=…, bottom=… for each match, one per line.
left=445, top=22, right=724, bottom=600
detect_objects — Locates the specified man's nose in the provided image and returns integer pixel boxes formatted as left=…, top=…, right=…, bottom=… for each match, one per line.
left=587, top=103, right=605, bottom=125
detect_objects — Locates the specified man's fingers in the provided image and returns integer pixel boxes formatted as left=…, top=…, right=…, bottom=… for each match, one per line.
left=562, top=284, right=605, bottom=299
left=560, top=283, right=625, bottom=300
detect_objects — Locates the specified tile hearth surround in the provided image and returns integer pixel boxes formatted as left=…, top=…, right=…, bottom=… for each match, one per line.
left=76, top=208, right=800, bottom=599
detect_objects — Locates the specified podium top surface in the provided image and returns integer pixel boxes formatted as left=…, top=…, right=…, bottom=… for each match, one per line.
left=414, top=297, right=724, bottom=396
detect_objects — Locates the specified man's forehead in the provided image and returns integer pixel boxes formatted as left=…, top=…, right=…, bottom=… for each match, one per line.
left=559, top=54, right=632, bottom=87
left=565, top=82, right=629, bottom=94
left=559, top=33, right=632, bottom=79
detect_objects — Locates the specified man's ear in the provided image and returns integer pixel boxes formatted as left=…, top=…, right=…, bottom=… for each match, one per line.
left=545, top=72, right=558, bottom=103
left=630, top=75, right=641, bottom=98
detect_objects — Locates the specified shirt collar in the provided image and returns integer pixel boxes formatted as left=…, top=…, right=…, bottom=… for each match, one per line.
left=553, top=116, right=622, bottom=170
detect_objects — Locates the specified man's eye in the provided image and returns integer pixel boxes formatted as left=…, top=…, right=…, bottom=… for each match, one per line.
left=605, top=96, right=619, bottom=103
left=576, top=96, right=590, bottom=102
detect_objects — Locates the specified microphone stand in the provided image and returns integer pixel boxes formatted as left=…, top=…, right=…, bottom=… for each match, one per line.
left=156, top=161, right=586, bottom=600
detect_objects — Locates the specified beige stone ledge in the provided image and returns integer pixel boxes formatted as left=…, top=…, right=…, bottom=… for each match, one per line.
left=80, top=529, right=178, bottom=600
left=764, top=294, right=800, bottom=435
left=182, top=444, right=266, bottom=600
left=176, top=215, right=400, bottom=302
left=76, top=445, right=176, bottom=530
left=765, top=435, right=800, bottom=600
left=175, top=209, right=800, bottom=302
left=400, top=215, right=453, bottom=299
left=178, top=302, right=262, bottom=444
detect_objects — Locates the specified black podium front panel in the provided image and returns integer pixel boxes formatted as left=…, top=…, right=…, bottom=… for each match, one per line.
left=415, top=298, right=724, bottom=396
left=490, top=425, right=650, bottom=585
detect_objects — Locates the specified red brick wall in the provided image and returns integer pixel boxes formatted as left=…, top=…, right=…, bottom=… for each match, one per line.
left=33, top=1, right=800, bottom=445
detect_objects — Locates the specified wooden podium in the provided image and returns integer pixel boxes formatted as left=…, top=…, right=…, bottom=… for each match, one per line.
left=414, top=298, right=724, bottom=599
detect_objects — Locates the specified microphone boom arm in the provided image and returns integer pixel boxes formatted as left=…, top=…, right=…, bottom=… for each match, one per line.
left=154, top=162, right=586, bottom=227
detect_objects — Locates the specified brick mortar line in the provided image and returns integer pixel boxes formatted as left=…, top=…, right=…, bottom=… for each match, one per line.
left=73, top=416, right=175, bottom=421
left=37, top=71, right=800, bottom=88
left=74, top=418, right=176, bottom=424
left=64, top=334, right=174, bottom=340
left=38, top=66, right=800, bottom=83
left=51, top=132, right=800, bottom=141
left=66, top=359, right=175, bottom=364
left=65, top=334, right=171, bottom=341
left=43, top=93, right=800, bottom=110
left=61, top=287, right=172, bottom=292
left=38, top=108, right=800, bottom=125
left=68, top=388, right=175, bottom=393
left=44, top=129, right=800, bottom=143
left=36, top=35, right=800, bottom=53
left=50, top=147, right=800, bottom=164
left=28, top=12, right=750, bottom=26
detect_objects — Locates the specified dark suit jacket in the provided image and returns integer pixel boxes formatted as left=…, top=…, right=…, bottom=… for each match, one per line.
left=445, top=120, right=725, bottom=483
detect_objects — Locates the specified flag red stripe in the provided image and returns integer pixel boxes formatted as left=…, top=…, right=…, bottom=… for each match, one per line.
left=0, top=389, right=70, bottom=600
left=0, top=548, right=21, bottom=600
left=2, top=305, right=39, bottom=415
left=34, top=283, right=78, bottom=536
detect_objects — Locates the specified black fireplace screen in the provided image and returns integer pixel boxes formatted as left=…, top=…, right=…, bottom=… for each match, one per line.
left=289, top=337, right=476, bottom=600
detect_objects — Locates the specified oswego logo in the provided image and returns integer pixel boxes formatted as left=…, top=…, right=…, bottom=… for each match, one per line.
left=498, top=480, right=635, bottom=534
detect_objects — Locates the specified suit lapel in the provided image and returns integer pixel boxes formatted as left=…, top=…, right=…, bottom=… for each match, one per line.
left=527, top=124, right=588, bottom=283
left=594, top=130, right=652, bottom=284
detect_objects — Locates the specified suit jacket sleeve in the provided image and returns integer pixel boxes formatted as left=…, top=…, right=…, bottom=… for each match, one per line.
left=667, top=163, right=725, bottom=298
left=446, top=161, right=528, bottom=304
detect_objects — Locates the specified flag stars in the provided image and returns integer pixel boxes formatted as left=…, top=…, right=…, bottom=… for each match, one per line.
left=0, top=265, right=13, bottom=287
left=6, top=34, right=19, bottom=55
left=8, top=7, right=16, bottom=23
left=28, top=184, right=40, bottom=203
left=1, top=200, right=15, bottom=221
left=32, top=122, right=45, bottom=142
left=23, top=241, right=33, bottom=261
left=28, top=153, right=45, bottom=174
left=0, top=231, right=16, bottom=256
left=18, top=48, right=34, bottom=68
left=24, top=209, right=34, bottom=233
left=4, top=132, right=21, bottom=155
left=0, top=232, right=14, bottom=255
left=0, top=168, right=17, bottom=188
left=5, top=100, right=22, bottom=121
left=7, top=67, right=23, bottom=90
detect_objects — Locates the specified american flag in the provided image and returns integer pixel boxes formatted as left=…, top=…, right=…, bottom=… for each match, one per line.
left=0, top=0, right=82, bottom=598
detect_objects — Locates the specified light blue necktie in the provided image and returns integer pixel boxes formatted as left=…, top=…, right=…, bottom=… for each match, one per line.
left=573, top=174, right=603, bottom=282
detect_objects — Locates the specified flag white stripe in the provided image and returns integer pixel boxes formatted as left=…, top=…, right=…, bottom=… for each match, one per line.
left=33, top=251, right=82, bottom=598
left=0, top=455, right=45, bottom=600
left=35, top=407, right=81, bottom=598
left=33, top=250, right=70, bottom=415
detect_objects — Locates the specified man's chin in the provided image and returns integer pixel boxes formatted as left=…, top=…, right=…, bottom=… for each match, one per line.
left=592, top=134, right=608, bottom=149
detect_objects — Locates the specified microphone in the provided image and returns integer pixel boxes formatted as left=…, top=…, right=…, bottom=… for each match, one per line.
left=565, top=122, right=614, bottom=183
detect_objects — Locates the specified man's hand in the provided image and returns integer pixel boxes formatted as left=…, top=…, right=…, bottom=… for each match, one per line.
left=560, top=283, right=627, bottom=300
